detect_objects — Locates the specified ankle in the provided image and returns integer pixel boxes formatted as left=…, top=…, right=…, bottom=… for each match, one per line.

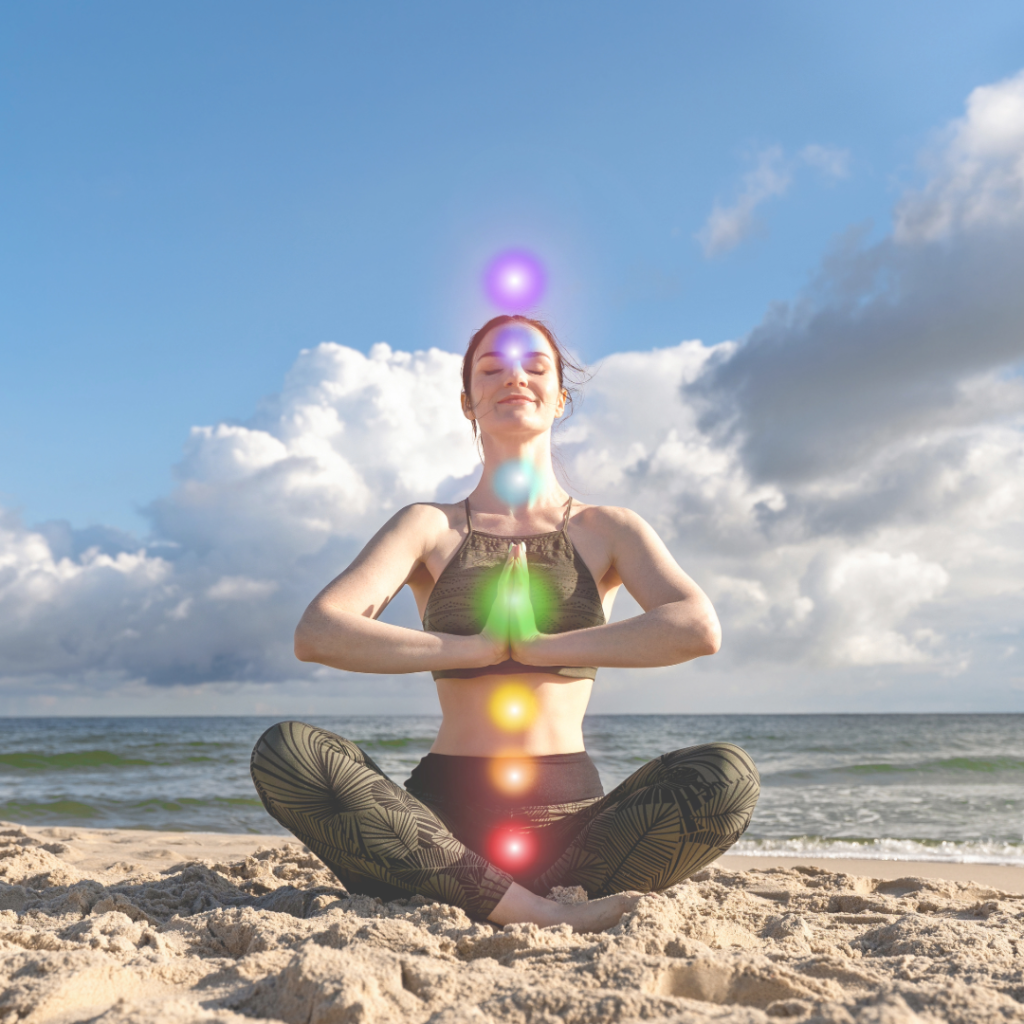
left=487, top=881, right=563, bottom=928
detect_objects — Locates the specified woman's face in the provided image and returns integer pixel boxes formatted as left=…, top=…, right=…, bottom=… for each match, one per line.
left=464, top=323, right=566, bottom=438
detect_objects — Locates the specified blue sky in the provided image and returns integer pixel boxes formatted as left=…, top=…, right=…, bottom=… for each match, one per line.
left=2, top=2, right=1024, bottom=714
left=4, top=1, right=1023, bottom=533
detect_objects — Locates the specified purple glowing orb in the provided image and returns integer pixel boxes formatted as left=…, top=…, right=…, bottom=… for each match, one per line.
left=483, top=250, right=546, bottom=310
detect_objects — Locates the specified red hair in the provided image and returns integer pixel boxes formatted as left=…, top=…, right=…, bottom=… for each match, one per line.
left=461, top=315, right=587, bottom=437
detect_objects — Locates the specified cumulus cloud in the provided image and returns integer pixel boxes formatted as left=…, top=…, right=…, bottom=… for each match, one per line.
left=895, top=69, right=1024, bottom=242
left=697, top=143, right=851, bottom=257
left=2, top=72, right=1023, bottom=712
left=556, top=346, right=1018, bottom=690
left=679, top=68, right=1024, bottom=701
left=0, top=344, right=481, bottom=702
left=693, top=71, right=1024, bottom=489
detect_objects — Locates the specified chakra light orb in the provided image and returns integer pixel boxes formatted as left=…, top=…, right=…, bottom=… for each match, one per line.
left=494, top=324, right=534, bottom=367
left=483, top=249, right=546, bottom=310
left=471, top=552, right=555, bottom=633
left=486, top=824, right=536, bottom=871
left=487, top=756, right=537, bottom=796
left=487, top=682, right=539, bottom=733
left=494, top=458, right=542, bottom=507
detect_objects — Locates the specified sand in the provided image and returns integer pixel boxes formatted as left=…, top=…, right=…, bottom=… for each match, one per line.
left=1, top=823, right=1022, bottom=1023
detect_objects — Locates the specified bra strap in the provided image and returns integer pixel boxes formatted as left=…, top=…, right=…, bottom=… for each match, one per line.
left=560, top=496, right=574, bottom=532
left=464, top=498, right=474, bottom=533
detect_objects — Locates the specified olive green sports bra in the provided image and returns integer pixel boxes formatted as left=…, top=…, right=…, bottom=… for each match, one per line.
left=422, top=498, right=606, bottom=681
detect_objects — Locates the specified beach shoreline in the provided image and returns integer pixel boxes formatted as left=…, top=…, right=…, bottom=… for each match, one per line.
left=20, top=821, right=1024, bottom=894
left=2, top=820, right=1022, bottom=1022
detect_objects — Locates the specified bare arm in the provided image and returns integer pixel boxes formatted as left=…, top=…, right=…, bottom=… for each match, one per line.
left=512, top=508, right=720, bottom=668
left=294, top=505, right=507, bottom=674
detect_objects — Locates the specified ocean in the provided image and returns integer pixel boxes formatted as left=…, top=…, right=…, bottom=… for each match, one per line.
left=1, top=714, right=1021, bottom=865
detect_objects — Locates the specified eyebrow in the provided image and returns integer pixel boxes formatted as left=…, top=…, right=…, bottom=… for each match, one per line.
left=476, top=349, right=552, bottom=360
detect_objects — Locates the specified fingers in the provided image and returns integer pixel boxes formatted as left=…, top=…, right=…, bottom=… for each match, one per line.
left=496, top=547, right=516, bottom=587
left=510, top=541, right=529, bottom=574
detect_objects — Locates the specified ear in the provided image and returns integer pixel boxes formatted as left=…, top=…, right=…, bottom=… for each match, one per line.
left=461, top=392, right=476, bottom=421
left=554, top=388, right=568, bottom=418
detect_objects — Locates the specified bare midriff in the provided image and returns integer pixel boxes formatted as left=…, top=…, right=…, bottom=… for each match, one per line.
left=430, top=674, right=593, bottom=756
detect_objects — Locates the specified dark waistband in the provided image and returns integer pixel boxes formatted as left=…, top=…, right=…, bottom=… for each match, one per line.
left=404, top=751, right=604, bottom=808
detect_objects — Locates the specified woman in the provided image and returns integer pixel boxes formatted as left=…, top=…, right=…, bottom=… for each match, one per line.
left=250, top=314, right=759, bottom=933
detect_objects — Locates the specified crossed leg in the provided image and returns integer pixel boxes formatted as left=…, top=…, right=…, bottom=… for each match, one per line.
left=534, top=742, right=761, bottom=896
left=250, top=720, right=512, bottom=916
left=250, top=722, right=759, bottom=929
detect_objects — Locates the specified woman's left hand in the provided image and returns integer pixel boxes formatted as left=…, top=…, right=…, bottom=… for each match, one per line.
left=508, top=542, right=548, bottom=664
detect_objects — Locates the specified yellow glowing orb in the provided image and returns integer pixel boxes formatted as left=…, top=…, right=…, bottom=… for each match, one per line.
left=487, top=682, right=539, bottom=733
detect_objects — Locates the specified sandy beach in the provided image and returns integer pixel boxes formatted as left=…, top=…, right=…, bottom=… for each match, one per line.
left=1, top=822, right=1022, bottom=1023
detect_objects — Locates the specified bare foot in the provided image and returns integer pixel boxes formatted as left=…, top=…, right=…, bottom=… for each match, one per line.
left=488, top=882, right=642, bottom=933
left=560, top=891, right=642, bottom=933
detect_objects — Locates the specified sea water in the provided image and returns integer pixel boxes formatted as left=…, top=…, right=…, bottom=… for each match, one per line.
left=0, top=714, right=1021, bottom=865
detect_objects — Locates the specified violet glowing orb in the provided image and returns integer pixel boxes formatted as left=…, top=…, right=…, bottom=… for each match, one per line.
left=483, top=249, right=546, bottom=310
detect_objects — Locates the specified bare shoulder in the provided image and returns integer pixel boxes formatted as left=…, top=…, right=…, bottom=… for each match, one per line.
left=343, top=502, right=460, bottom=563
left=391, top=501, right=459, bottom=528
left=381, top=501, right=466, bottom=545
left=568, top=502, right=653, bottom=539
left=409, top=500, right=472, bottom=535
left=567, top=503, right=672, bottom=593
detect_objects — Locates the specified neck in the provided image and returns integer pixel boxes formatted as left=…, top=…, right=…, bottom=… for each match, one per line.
left=472, top=431, right=567, bottom=514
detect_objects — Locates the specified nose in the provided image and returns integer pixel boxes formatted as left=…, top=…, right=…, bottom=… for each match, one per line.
left=502, top=355, right=527, bottom=384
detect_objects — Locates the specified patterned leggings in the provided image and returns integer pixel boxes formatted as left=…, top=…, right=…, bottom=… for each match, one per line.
left=250, top=721, right=760, bottom=919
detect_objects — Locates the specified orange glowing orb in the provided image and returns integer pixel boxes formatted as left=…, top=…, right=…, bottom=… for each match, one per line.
left=487, top=682, right=539, bottom=733
left=487, top=756, right=537, bottom=796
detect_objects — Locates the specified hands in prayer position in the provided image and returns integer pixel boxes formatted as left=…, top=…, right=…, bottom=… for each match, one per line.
left=481, top=543, right=545, bottom=666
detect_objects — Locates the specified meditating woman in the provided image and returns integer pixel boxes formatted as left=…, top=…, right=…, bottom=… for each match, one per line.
left=250, top=314, right=760, bottom=933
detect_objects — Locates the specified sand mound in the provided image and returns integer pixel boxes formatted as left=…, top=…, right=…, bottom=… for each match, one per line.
left=0, top=823, right=1021, bottom=1024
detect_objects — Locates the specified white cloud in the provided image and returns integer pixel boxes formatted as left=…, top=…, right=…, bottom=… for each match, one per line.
left=697, top=142, right=851, bottom=257
left=0, top=343, right=481, bottom=700
left=558, top=347, right=1018, bottom=689
left=206, top=577, right=280, bottom=601
left=895, top=69, right=1024, bottom=242
left=825, top=550, right=950, bottom=666
left=697, top=146, right=792, bottom=257
left=2, top=72, right=1024, bottom=713
left=800, top=144, right=850, bottom=179
left=1, top=325, right=1020, bottom=711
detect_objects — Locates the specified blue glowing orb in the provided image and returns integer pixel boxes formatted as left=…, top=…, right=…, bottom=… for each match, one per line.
left=493, top=458, right=542, bottom=507
left=483, top=250, right=546, bottom=310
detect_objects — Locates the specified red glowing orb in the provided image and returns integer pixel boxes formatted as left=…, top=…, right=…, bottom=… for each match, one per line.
left=486, top=825, right=537, bottom=872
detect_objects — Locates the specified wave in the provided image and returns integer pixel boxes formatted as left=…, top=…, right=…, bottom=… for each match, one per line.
left=0, top=751, right=153, bottom=770
left=1, top=799, right=102, bottom=818
left=764, top=756, right=1024, bottom=785
left=1, top=795, right=265, bottom=822
left=355, top=737, right=429, bottom=751
left=733, top=835, right=1024, bottom=866
left=128, top=797, right=265, bottom=810
left=843, top=757, right=1024, bottom=775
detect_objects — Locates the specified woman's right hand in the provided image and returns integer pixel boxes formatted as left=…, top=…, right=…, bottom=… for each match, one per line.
left=478, top=546, right=515, bottom=665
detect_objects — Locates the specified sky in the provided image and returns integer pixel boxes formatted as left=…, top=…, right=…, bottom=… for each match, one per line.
left=1, top=1, right=1023, bottom=715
